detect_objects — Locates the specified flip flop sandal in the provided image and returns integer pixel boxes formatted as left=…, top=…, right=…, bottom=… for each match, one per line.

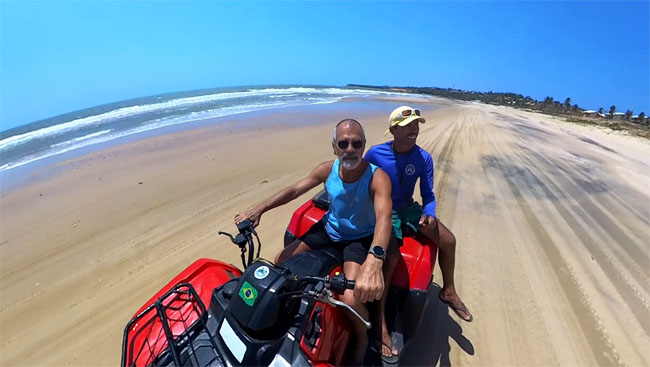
left=377, top=340, right=399, bottom=364
left=439, top=292, right=473, bottom=322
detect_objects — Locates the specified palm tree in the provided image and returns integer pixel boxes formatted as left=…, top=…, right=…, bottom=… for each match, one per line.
left=639, top=112, right=646, bottom=125
left=624, top=110, right=633, bottom=121
left=608, top=105, right=616, bottom=119
left=540, top=96, right=553, bottom=112
left=572, top=103, right=580, bottom=113
left=598, top=107, right=605, bottom=115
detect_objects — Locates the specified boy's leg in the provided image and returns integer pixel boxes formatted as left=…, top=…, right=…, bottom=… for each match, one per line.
left=420, top=218, right=472, bottom=321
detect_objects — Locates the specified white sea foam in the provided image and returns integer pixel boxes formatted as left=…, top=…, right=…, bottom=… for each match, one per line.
left=0, top=101, right=292, bottom=172
left=50, top=130, right=112, bottom=149
left=0, top=133, right=120, bottom=172
left=0, top=87, right=382, bottom=150
left=269, top=94, right=299, bottom=98
left=0, top=87, right=421, bottom=172
left=1, top=89, right=277, bottom=149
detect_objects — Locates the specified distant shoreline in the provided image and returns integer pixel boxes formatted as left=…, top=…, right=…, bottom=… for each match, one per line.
left=348, top=84, right=650, bottom=138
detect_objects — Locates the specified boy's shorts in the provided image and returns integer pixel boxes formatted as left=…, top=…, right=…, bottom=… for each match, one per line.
left=392, top=202, right=425, bottom=240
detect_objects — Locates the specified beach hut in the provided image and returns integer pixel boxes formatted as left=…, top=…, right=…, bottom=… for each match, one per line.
left=583, top=110, right=598, bottom=118
left=583, top=110, right=605, bottom=118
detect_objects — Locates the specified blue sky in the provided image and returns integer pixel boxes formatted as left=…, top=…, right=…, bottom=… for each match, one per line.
left=1, top=1, right=648, bottom=131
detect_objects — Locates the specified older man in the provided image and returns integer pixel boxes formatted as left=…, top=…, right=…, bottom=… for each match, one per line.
left=365, top=106, right=473, bottom=358
left=235, top=119, right=392, bottom=365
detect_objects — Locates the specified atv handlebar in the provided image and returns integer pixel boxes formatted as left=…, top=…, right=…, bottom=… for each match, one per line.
left=297, top=272, right=355, bottom=294
left=219, top=220, right=260, bottom=269
left=220, top=222, right=370, bottom=329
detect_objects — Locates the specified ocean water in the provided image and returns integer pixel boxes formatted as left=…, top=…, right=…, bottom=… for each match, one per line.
left=0, top=86, right=415, bottom=173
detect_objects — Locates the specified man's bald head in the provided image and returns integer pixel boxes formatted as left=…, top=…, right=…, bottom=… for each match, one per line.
left=333, top=119, right=366, bottom=142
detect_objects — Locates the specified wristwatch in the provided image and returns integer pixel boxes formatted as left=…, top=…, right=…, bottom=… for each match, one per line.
left=368, top=245, right=386, bottom=261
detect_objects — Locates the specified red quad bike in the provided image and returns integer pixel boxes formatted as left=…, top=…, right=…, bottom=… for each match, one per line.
left=121, top=189, right=438, bottom=367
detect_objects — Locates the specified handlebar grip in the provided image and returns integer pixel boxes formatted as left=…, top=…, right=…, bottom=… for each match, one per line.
left=237, top=219, right=253, bottom=232
left=329, top=273, right=354, bottom=293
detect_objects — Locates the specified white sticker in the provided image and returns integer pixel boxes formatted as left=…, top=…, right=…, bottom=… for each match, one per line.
left=219, top=318, right=247, bottom=363
left=254, top=265, right=270, bottom=280
left=268, top=354, right=292, bottom=367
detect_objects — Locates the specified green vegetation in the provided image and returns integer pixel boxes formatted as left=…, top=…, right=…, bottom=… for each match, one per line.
left=608, top=105, right=617, bottom=119
left=348, top=84, right=649, bottom=138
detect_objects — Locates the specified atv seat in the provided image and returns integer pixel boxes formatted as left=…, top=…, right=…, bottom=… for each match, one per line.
left=285, top=189, right=438, bottom=291
left=277, top=247, right=342, bottom=278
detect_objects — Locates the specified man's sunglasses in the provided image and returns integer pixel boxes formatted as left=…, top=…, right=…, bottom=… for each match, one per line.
left=337, top=140, right=364, bottom=150
left=397, top=108, right=421, bottom=118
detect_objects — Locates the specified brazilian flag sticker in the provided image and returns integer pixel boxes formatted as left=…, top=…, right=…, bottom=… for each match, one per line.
left=239, top=281, right=258, bottom=307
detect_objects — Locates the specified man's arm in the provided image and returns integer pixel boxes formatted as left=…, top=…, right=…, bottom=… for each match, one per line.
left=354, top=168, right=392, bottom=303
left=235, top=161, right=333, bottom=227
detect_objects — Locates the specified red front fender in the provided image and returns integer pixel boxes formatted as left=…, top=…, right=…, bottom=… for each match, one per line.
left=132, top=259, right=242, bottom=317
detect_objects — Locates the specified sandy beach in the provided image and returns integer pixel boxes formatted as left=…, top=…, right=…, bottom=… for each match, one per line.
left=1, top=97, right=649, bottom=366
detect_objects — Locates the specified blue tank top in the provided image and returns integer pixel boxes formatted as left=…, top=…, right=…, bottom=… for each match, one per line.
left=324, top=160, right=378, bottom=241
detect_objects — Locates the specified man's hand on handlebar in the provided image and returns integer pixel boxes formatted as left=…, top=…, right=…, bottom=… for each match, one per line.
left=353, top=256, right=385, bottom=303
left=235, top=209, right=262, bottom=227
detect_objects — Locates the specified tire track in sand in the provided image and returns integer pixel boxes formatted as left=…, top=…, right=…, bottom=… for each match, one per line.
left=484, top=153, right=621, bottom=366
left=514, top=150, right=650, bottom=336
left=469, top=118, right=560, bottom=364
left=423, top=122, right=462, bottom=215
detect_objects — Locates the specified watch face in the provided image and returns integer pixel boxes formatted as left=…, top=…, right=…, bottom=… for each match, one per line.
left=371, top=246, right=385, bottom=258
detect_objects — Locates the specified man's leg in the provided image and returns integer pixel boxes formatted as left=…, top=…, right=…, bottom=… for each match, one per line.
left=275, top=220, right=327, bottom=264
left=379, top=236, right=400, bottom=357
left=419, top=218, right=472, bottom=321
left=339, top=261, right=370, bottom=365
left=275, top=239, right=313, bottom=263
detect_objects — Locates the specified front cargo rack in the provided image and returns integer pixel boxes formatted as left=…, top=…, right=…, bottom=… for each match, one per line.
left=122, top=283, right=223, bottom=366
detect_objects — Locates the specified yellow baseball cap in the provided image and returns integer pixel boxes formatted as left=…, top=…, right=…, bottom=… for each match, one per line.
left=386, top=106, right=426, bottom=135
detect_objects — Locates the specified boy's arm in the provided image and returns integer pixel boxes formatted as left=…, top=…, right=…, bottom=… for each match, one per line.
left=419, top=153, right=437, bottom=225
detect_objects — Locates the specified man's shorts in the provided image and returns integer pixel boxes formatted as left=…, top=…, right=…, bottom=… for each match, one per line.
left=299, top=220, right=373, bottom=265
left=392, top=202, right=424, bottom=240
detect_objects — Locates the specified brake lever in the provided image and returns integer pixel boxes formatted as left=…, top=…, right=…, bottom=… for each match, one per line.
left=218, top=231, right=248, bottom=247
left=320, top=290, right=371, bottom=329
left=218, top=231, right=235, bottom=242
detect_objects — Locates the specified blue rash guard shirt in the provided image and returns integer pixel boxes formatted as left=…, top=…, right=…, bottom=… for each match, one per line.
left=365, top=141, right=437, bottom=218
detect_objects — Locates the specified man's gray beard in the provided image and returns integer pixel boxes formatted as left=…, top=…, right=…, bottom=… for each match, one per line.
left=340, top=157, right=361, bottom=170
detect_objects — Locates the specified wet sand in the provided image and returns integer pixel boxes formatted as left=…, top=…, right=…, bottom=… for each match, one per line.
left=1, top=97, right=648, bottom=366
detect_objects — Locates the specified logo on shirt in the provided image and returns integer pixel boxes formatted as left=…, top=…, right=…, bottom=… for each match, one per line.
left=405, top=164, right=416, bottom=176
